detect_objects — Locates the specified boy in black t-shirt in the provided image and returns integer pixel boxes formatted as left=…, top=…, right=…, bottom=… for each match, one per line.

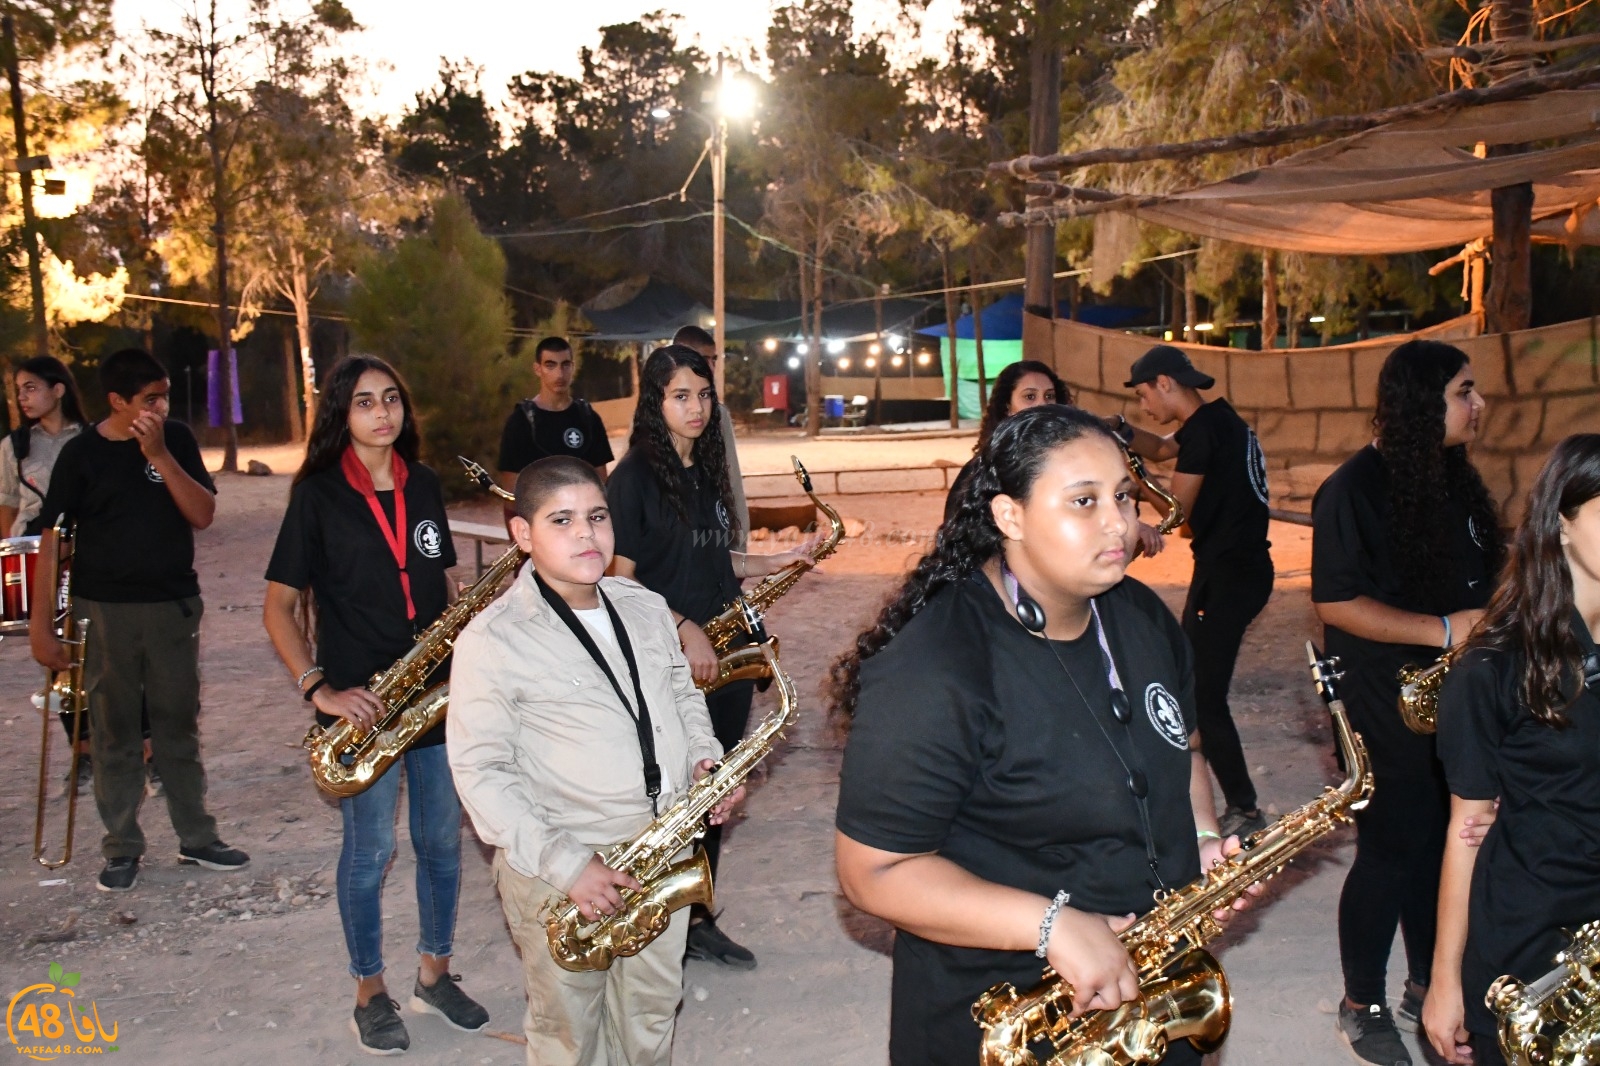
left=30, top=348, right=248, bottom=894
left=1114, top=344, right=1274, bottom=838
left=496, top=337, right=614, bottom=522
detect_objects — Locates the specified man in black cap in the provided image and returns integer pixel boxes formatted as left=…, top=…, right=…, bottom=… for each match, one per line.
left=1109, top=344, right=1274, bottom=838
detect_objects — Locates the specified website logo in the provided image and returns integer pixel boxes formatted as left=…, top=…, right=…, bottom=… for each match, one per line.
left=6, top=961, right=119, bottom=1060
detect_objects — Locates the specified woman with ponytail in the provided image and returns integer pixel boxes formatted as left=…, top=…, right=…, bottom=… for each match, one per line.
left=832, top=404, right=1251, bottom=1066
left=1424, top=434, right=1600, bottom=1066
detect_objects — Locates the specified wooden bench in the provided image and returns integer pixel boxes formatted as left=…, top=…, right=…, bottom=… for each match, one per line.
left=449, top=519, right=511, bottom=577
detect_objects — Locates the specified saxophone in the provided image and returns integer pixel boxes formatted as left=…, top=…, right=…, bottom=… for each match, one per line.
left=543, top=602, right=796, bottom=971
left=1397, top=649, right=1459, bottom=735
left=697, top=456, right=843, bottom=691
left=303, top=461, right=524, bottom=797
left=1487, top=920, right=1600, bottom=1066
left=972, top=640, right=1373, bottom=1066
left=1122, top=447, right=1186, bottom=536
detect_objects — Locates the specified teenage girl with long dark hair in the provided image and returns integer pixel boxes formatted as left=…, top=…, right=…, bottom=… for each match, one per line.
left=3, top=355, right=87, bottom=537
left=606, top=343, right=812, bottom=970
left=1424, top=434, right=1600, bottom=1066
left=262, top=355, right=489, bottom=1055
left=1312, top=339, right=1505, bottom=1066
left=832, top=405, right=1253, bottom=1066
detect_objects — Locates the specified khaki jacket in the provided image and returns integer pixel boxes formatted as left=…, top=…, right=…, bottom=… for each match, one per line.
left=447, top=569, right=720, bottom=893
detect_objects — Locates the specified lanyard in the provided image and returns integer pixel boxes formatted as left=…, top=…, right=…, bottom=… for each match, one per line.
left=535, top=573, right=663, bottom=815
left=341, top=446, right=416, bottom=623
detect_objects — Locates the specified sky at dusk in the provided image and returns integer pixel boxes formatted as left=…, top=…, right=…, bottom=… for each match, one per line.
left=111, top=0, right=963, bottom=120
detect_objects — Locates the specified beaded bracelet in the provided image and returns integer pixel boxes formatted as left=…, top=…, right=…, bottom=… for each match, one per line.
left=1036, top=890, right=1071, bottom=959
left=296, top=664, right=323, bottom=690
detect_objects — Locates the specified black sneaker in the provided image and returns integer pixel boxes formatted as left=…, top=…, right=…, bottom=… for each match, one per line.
left=97, top=857, right=140, bottom=893
left=177, top=840, right=250, bottom=871
left=408, top=972, right=488, bottom=1032
left=1219, top=805, right=1269, bottom=839
left=1337, top=1000, right=1412, bottom=1066
left=685, top=915, right=757, bottom=970
left=350, top=994, right=408, bottom=1056
left=62, top=754, right=91, bottom=798
left=1395, top=981, right=1426, bottom=1034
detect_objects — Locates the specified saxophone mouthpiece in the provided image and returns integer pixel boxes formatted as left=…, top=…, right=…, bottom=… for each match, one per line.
left=791, top=455, right=814, bottom=494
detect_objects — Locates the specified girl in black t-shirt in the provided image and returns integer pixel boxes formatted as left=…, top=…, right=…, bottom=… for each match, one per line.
left=1425, top=434, right=1600, bottom=1066
left=262, top=356, right=488, bottom=1055
left=831, top=405, right=1255, bottom=1066
left=1311, top=340, right=1505, bottom=1066
left=606, top=343, right=812, bottom=969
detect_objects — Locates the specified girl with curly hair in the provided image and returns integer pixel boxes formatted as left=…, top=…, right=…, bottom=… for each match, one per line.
left=606, top=343, right=812, bottom=969
left=1311, top=339, right=1505, bottom=1066
left=832, top=404, right=1254, bottom=1066
left=1424, top=434, right=1600, bottom=1066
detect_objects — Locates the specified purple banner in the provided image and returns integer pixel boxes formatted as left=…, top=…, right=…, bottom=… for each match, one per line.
left=207, top=349, right=243, bottom=427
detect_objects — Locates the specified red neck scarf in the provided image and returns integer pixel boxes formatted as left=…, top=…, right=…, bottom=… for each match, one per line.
left=341, top=446, right=415, bottom=621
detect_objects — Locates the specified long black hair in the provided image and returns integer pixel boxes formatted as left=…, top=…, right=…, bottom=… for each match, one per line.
left=627, top=344, right=738, bottom=535
left=294, top=355, right=421, bottom=486
left=1471, top=434, right=1600, bottom=727
left=974, top=360, right=1071, bottom=456
left=1374, top=339, right=1504, bottom=613
left=14, top=355, right=87, bottom=428
left=830, top=404, right=1117, bottom=725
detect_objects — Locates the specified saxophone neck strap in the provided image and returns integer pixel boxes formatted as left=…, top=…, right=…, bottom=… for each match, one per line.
left=535, top=572, right=662, bottom=814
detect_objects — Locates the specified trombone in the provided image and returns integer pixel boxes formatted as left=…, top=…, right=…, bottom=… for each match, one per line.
left=32, top=521, right=88, bottom=869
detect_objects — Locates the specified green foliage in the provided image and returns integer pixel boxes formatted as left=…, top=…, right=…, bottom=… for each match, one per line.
left=348, top=195, right=517, bottom=487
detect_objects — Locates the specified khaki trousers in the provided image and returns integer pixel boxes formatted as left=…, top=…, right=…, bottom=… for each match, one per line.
left=493, top=850, right=688, bottom=1066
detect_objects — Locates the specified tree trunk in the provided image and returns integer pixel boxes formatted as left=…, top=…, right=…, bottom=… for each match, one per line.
left=1022, top=0, right=1061, bottom=335
left=291, top=247, right=317, bottom=434
left=1260, top=251, right=1279, bottom=350
left=1484, top=0, right=1535, bottom=333
left=1287, top=296, right=1301, bottom=349
left=280, top=323, right=303, bottom=441
left=805, top=231, right=824, bottom=438
left=1183, top=263, right=1198, bottom=340
left=969, top=247, right=987, bottom=411
left=941, top=246, right=961, bottom=428
left=204, top=16, right=239, bottom=472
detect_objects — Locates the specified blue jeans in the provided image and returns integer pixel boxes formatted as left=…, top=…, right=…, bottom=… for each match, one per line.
left=336, top=744, right=463, bottom=979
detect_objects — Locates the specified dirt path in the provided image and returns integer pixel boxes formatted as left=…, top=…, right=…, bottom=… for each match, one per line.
left=0, top=445, right=1426, bottom=1066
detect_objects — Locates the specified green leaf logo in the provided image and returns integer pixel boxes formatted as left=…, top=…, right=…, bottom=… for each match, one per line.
left=47, top=961, right=63, bottom=984
left=62, top=971, right=80, bottom=987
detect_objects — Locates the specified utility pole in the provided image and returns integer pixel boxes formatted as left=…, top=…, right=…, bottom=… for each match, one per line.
left=711, top=53, right=728, bottom=400
left=3, top=15, right=49, bottom=362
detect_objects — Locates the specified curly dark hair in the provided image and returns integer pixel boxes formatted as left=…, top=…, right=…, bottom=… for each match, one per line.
left=1470, top=433, right=1600, bottom=727
left=295, top=355, right=421, bottom=485
left=1374, top=340, right=1504, bottom=614
left=627, top=344, right=738, bottom=536
left=974, top=360, right=1072, bottom=455
left=829, top=404, right=1116, bottom=726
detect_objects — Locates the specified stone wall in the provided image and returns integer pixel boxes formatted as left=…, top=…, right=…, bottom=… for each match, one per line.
left=1036, top=313, right=1600, bottom=520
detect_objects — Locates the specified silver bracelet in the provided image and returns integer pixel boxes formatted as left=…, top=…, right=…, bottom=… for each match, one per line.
left=1036, top=890, right=1071, bottom=959
left=296, top=664, right=323, bottom=690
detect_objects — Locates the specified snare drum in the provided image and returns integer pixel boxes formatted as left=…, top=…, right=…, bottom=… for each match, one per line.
left=1, top=535, right=41, bottom=635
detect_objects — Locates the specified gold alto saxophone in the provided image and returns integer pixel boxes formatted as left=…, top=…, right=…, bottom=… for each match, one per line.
left=698, top=456, right=843, bottom=691
left=1397, top=648, right=1459, bottom=735
left=1487, top=920, right=1600, bottom=1066
left=1122, top=447, right=1185, bottom=536
left=543, top=602, right=796, bottom=971
left=972, top=641, right=1373, bottom=1066
left=303, top=461, right=524, bottom=796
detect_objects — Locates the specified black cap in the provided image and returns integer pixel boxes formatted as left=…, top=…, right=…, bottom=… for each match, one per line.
left=1124, top=345, right=1215, bottom=390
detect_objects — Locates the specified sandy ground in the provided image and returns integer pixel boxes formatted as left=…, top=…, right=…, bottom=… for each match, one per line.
left=0, top=436, right=1433, bottom=1066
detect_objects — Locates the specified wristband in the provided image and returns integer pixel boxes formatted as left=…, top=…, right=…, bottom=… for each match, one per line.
left=1440, top=614, right=1452, bottom=650
left=296, top=665, right=323, bottom=690
left=1035, top=890, right=1071, bottom=959
left=302, top=677, right=328, bottom=703
left=1196, top=829, right=1222, bottom=843
left=676, top=616, right=692, bottom=630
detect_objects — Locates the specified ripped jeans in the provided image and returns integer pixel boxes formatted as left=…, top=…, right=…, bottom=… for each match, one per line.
left=336, top=743, right=463, bottom=979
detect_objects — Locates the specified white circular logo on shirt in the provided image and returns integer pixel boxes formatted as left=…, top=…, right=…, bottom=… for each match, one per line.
left=715, top=499, right=731, bottom=530
left=414, top=519, right=443, bottom=559
left=145, top=462, right=164, bottom=484
left=1144, top=683, right=1189, bottom=750
left=563, top=427, right=585, bottom=449
left=1246, top=431, right=1269, bottom=505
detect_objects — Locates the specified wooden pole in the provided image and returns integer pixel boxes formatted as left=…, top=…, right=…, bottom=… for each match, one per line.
left=969, top=247, right=987, bottom=411
left=872, top=283, right=884, bottom=426
left=712, top=53, right=728, bottom=400
left=941, top=246, right=960, bottom=428
left=1261, top=251, right=1279, bottom=350
left=1484, top=0, right=1535, bottom=334
left=203, top=4, right=239, bottom=470
left=3, top=15, right=49, bottom=363
left=1021, top=0, right=1061, bottom=341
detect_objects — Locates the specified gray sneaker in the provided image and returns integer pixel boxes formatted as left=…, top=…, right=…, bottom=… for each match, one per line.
left=1337, top=1000, right=1412, bottom=1066
left=1219, top=805, right=1269, bottom=839
left=350, top=994, right=408, bottom=1056
left=408, top=972, right=487, bottom=1032
left=1395, top=981, right=1426, bottom=1034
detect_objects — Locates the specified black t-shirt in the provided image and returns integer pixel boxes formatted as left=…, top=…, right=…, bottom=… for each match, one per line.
left=33, top=422, right=217, bottom=602
left=1311, top=444, right=1494, bottom=778
left=264, top=461, right=457, bottom=747
left=836, top=572, right=1201, bottom=1066
left=606, top=450, right=740, bottom=626
left=1436, top=626, right=1600, bottom=1036
left=496, top=399, right=614, bottom=475
left=1173, top=398, right=1271, bottom=567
